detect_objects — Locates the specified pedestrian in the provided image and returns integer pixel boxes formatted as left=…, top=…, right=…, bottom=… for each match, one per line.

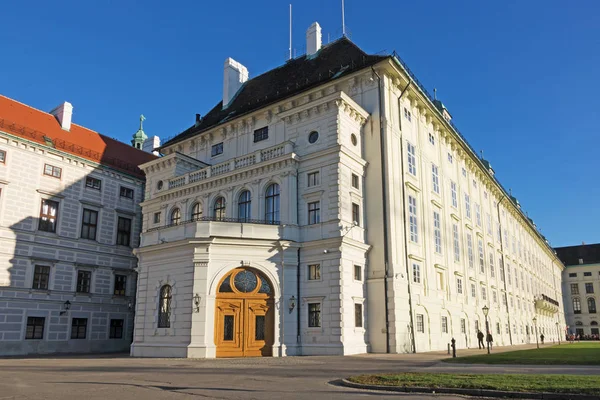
left=486, top=332, right=494, bottom=350
left=477, top=330, right=484, bottom=349
left=540, top=333, right=545, bottom=344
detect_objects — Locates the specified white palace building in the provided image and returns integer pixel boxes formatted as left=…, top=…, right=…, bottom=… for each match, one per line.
left=131, top=23, right=566, bottom=358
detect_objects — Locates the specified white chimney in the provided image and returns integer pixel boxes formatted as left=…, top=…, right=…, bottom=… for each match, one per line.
left=142, top=135, right=161, bottom=156
left=306, top=22, right=322, bottom=56
left=50, top=101, right=73, bottom=131
left=223, top=58, right=249, bottom=108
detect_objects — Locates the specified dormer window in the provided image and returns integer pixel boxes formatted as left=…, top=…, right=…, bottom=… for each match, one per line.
left=253, top=127, right=269, bottom=143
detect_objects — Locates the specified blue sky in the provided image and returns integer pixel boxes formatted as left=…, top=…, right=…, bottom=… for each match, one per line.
left=1, top=1, right=598, bottom=247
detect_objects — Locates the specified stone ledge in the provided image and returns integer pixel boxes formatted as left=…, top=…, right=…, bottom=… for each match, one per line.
left=339, top=379, right=600, bottom=400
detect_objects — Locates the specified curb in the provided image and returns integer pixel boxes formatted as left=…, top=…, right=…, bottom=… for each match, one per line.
left=339, top=379, right=600, bottom=400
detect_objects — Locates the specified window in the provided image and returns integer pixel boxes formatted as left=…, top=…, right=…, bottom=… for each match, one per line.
left=71, top=318, right=87, bottom=339
left=496, top=322, right=501, bottom=335
left=308, top=171, right=320, bottom=187
left=114, top=274, right=127, bottom=296
left=191, top=203, right=202, bottom=220
left=308, top=130, right=319, bottom=144
left=25, top=317, right=45, bottom=340
left=76, top=270, right=91, bottom=293
left=170, top=208, right=181, bottom=225
left=450, top=181, right=457, bottom=208
left=211, top=142, right=223, bottom=156
left=493, top=290, right=498, bottom=303
left=404, top=107, right=412, bottom=122
left=308, top=201, right=320, bottom=225
left=43, top=163, right=62, bottom=178
left=489, top=253, right=495, bottom=278
left=158, top=285, right=172, bottom=328
left=475, top=203, right=481, bottom=227
left=120, top=186, right=134, bottom=199
left=586, top=283, right=594, bottom=294
left=413, top=263, right=421, bottom=284
left=352, top=203, right=360, bottom=226
left=109, top=319, right=124, bottom=339
left=465, top=194, right=471, bottom=219
left=502, top=294, right=507, bottom=306
left=408, top=195, right=418, bottom=243
left=354, top=265, right=362, bottom=281
left=428, top=132, right=435, bottom=145
left=351, top=173, right=359, bottom=189
left=431, top=164, right=440, bottom=194
left=584, top=272, right=592, bottom=277
left=462, top=167, right=467, bottom=177
left=452, top=224, right=460, bottom=262
left=499, top=257, right=505, bottom=281
left=265, top=184, right=280, bottom=223
left=589, top=298, right=597, bottom=313
left=79, top=209, right=98, bottom=240
left=214, top=197, right=226, bottom=220
left=85, top=176, right=101, bottom=190
left=238, top=191, right=251, bottom=222
left=116, top=217, right=132, bottom=246
left=471, top=283, right=476, bottom=298
left=486, top=213, right=492, bottom=235
left=32, top=265, right=50, bottom=290
left=407, top=143, right=416, bottom=176
left=441, top=316, right=448, bottom=333
left=481, top=286, right=487, bottom=301
left=475, top=320, right=479, bottom=332
left=0, top=149, right=5, bottom=163
left=457, top=277, right=463, bottom=294
left=472, top=179, right=477, bottom=188
left=355, top=304, right=363, bottom=328
left=39, top=199, right=59, bottom=232
left=460, top=318, right=466, bottom=334
left=447, top=153, right=453, bottom=163
left=433, top=211, right=442, bottom=254
left=571, top=283, right=579, bottom=295
left=573, top=297, right=581, bottom=314
left=416, top=314, right=424, bottom=333
left=505, top=323, right=510, bottom=334
left=569, top=273, right=577, bottom=278
left=478, top=239, right=485, bottom=273
left=467, top=233, right=474, bottom=268
left=153, top=212, right=161, bottom=224
left=350, top=134, right=358, bottom=146
left=308, top=264, right=321, bottom=280
left=308, top=303, right=321, bottom=327
left=253, top=126, right=269, bottom=142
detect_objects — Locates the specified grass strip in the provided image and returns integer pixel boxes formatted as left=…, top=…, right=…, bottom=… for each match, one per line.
left=349, top=372, right=600, bottom=395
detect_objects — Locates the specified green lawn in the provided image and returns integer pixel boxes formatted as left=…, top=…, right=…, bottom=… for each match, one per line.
left=348, top=372, right=600, bottom=395
left=444, top=342, right=600, bottom=365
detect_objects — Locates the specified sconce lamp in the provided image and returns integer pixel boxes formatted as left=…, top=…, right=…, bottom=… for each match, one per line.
left=128, top=301, right=134, bottom=311
left=193, top=293, right=201, bottom=313
left=60, top=300, right=71, bottom=316
left=289, top=295, right=296, bottom=312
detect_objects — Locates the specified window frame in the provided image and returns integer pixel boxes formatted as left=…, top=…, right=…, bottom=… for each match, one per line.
left=43, top=163, right=62, bottom=179
left=32, top=265, right=50, bottom=290
left=237, top=190, right=251, bottom=222
left=191, top=203, right=202, bottom=220
left=433, top=210, right=442, bottom=254
left=351, top=173, right=359, bottom=189
left=307, top=171, right=320, bottom=187
left=70, top=318, right=88, bottom=339
left=119, top=186, right=134, bottom=199
left=76, top=270, right=92, bottom=293
left=0, top=149, right=6, bottom=163
left=308, top=303, right=321, bottom=328
left=408, top=195, right=418, bottom=243
left=211, top=142, right=224, bottom=157
left=80, top=208, right=98, bottom=240
left=25, top=316, right=45, bottom=340
left=354, top=303, right=363, bottom=328
left=109, top=319, right=124, bottom=339
left=113, top=274, right=127, bottom=296
left=39, top=198, right=59, bottom=233
left=441, top=316, right=448, bottom=333
left=307, top=264, right=321, bottom=281
left=214, top=197, right=226, bottom=220
left=412, top=262, right=421, bottom=284
left=354, top=265, right=362, bottom=281
left=265, top=184, right=280, bottom=224
left=85, top=176, right=102, bottom=190
left=416, top=314, right=424, bottom=333
left=116, top=216, right=132, bottom=247
left=431, top=164, right=440, bottom=194
left=170, top=208, right=181, bottom=225
left=158, top=284, right=172, bottom=328
left=308, top=201, right=320, bottom=225
left=407, top=142, right=417, bottom=176
left=253, top=126, right=269, bottom=143
left=352, top=203, right=360, bottom=226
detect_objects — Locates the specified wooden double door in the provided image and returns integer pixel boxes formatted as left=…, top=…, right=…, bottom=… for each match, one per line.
left=215, top=268, right=274, bottom=357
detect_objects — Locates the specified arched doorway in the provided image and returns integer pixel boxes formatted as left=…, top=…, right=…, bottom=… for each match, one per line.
left=215, top=267, right=274, bottom=357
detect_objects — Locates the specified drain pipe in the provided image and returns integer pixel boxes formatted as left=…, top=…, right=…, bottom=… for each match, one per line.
left=371, top=66, right=392, bottom=353
left=396, top=80, right=417, bottom=353
left=496, top=195, right=513, bottom=345
left=296, top=172, right=301, bottom=349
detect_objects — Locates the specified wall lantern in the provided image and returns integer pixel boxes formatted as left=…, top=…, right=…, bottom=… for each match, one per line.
left=60, top=300, right=71, bottom=316
left=289, top=295, right=296, bottom=312
left=128, top=301, right=134, bottom=311
left=482, top=305, right=489, bottom=317
left=193, top=293, right=201, bottom=313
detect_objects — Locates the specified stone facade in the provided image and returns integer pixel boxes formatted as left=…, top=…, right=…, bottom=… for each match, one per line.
left=0, top=98, right=154, bottom=355
left=132, top=28, right=565, bottom=358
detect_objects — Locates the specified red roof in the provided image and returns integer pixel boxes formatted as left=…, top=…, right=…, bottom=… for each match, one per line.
left=0, top=94, right=157, bottom=178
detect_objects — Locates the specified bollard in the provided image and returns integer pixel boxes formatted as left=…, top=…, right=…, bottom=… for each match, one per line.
left=451, top=338, right=456, bottom=358
left=447, top=343, right=450, bottom=355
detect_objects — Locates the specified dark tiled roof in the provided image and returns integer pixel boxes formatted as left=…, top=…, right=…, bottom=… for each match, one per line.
left=555, top=243, right=600, bottom=266
left=162, top=37, right=388, bottom=148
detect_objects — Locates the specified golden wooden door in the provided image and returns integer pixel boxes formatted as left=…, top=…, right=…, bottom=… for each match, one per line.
left=215, top=268, right=274, bottom=357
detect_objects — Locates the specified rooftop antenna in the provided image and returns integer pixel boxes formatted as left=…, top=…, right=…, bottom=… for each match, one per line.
left=480, top=150, right=484, bottom=159
left=289, top=4, right=292, bottom=60
left=342, top=0, right=346, bottom=37
left=433, top=88, right=437, bottom=100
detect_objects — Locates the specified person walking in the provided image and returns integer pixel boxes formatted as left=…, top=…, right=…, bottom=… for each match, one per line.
left=477, top=330, right=484, bottom=349
left=486, top=332, right=494, bottom=350
left=540, top=333, right=545, bottom=344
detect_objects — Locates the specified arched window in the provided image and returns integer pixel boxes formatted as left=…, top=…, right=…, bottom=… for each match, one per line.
left=214, top=197, right=226, bottom=220
left=158, top=285, right=172, bottom=328
left=265, top=183, right=280, bottom=224
left=588, top=297, right=597, bottom=314
left=170, top=208, right=181, bottom=225
left=573, top=297, right=581, bottom=314
left=591, top=321, right=598, bottom=326
left=238, top=190, right=251, bottom=222
left=191, top=203, right=202, bottom=220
